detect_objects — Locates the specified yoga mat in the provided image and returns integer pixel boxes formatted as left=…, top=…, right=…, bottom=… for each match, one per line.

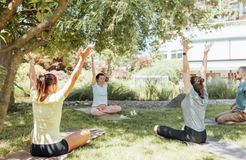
left=74, top=107, right=131, bottom=120
left=3, top=148, right=67, bottom=160
left=185, top=137, right=246, bottom=160
left=205, top=118, right=246, bottom=125
left=2, top=128, right=104, bottom=160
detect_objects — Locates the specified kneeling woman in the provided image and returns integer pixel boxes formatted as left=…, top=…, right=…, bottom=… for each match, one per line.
left=154, top=40, right=212, bottom=144
left=28, top=46, right=92, bottom=157
left=90, top=55, right=122, bottom=116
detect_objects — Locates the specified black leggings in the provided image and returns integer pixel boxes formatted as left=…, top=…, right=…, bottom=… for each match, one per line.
left=30, top=139, right=69, bottom=157
left=156, top=125, right=207, bottom=144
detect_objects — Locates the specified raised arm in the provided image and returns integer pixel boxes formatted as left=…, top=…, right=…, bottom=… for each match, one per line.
left=91, top=55, right=96, bottom=85
left=25, top=52, right=37, bottom=90
left=182, top=39, right=192, bottom=94
left=200, top=42, right=213, bottom=85
left=63, top=46, right=92, bottom=97
left=105, top=56, right=112, bottom=80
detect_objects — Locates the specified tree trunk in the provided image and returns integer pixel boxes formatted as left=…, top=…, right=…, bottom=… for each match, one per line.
left=0, top=52, right=21, bottom=129
left=8, top=90, right=16, bottom=112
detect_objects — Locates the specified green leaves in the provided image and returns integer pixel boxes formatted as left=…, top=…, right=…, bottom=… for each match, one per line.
left=39, top=0, right=217, bottom=59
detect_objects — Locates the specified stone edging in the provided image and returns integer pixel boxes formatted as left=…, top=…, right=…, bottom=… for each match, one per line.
left=16, top=99, right=235, bottom=109
left=62, top=99, right=235, bottom=109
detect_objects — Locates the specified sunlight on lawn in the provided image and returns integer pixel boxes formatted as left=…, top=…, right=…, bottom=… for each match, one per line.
left=69, top=136, right=220, bottom=160
left=0, top=105, right=245, bottom=160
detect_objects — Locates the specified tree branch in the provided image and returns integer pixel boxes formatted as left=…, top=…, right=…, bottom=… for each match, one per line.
left=19, top=40, right=48, bottom=56
left=0, top=0, right=69, bottom=54
left=0, top=0, right=23, bottom=31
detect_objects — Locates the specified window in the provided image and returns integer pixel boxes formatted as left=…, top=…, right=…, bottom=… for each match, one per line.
left=177, top=53, right=182, bottom=59
left=171, top=49, right=182, bottom=59
left=171, top=54, right=176, bottom=59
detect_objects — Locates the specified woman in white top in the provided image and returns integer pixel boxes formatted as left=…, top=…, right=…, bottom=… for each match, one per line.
left=154, top=39, right=212, bottom=144
left=90, top=55, right=122, bottom=116
left=28, top=46, right=93, bottom=157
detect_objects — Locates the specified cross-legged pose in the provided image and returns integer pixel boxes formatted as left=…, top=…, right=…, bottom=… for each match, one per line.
left=27, top=46, right=93, bottom=157
left=215, top=66, right=246, bottom=124
left=90, top=55, right=122, bottom=116
left=154, top=40, right=212, bottom=144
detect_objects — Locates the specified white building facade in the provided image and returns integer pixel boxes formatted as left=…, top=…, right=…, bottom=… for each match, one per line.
left=158, top=0, right=246, bottom=80
left=159, top=20, right=246, bottom=80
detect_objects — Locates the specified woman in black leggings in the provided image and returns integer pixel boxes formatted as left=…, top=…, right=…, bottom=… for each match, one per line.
left=154, top=39, right=213, bottom=144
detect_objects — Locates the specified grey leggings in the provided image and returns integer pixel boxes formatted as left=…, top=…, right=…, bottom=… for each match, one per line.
left=156, top=125, right=207, bottom=144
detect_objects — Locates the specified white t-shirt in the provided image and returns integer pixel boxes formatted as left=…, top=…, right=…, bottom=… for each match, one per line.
left=92, top=83, right=108, bottom=107
left=31, top=88, right=65, bottom=144
left=181, top=86, right=208, bottom=132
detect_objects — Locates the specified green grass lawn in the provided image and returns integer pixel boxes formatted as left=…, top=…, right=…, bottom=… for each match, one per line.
left=1, top=105, right=246, bottom=160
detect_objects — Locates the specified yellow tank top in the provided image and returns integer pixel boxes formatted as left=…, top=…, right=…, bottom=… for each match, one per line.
left=31, top=89, right=65, bottom=144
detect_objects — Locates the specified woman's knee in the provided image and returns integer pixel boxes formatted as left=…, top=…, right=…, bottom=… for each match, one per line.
left=90, top=108, right=97, bottom=115
left=115, top=105, right=122, bottom=112
left=91, top=108, right=100, bottom=115
left=154, top=125, right=160, bottom=134
left=91, top=108, right=105, bottom=116
left=106, top=105, right=121, bottom=113
left=80, top=130, right=91, bottom=141
left=216, top=116, right=226, bottom=124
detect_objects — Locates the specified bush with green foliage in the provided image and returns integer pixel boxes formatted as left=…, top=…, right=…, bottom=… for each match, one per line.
left=66, top=84, right=93, bottom=101
left=108, top=82, right=138, bottom=100
left=136, top=80, right=178, bottom=101
left=15, top=63, right=47, bottom=97
left=207, top=78, right=236, bottom=99
left=134, top=59, right=182, bottom=83
left=66, top=82, right=138, bottom=101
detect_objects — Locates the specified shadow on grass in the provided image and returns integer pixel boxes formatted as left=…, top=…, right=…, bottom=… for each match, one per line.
left=1, top=104, right=246, bottom=158
left=206, top=105, right=246, bottom=141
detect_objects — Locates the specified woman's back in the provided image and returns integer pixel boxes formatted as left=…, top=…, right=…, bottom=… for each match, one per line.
left=31, top=89, right=65, bottom=144
left=181, top=86, right=208, bottom=132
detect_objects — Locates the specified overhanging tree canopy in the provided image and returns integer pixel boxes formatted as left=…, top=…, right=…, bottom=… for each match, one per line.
left=47, top=0, right=217, bottom=58
left=0, top=0, right=218, bottom=128
left=0, top=0, right=69, bottom=128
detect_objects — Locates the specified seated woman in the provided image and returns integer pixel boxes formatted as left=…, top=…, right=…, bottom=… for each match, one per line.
left=90, top=55, right=122, bottom=116
left=154, top=39, right=212, bottom=144
left=27, top=46, right=93, bottom=157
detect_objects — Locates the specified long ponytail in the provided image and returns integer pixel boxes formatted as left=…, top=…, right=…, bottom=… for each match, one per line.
left=36, top=73, right=57, bottom=102
left=190, top=76, right=205, bottom=99
left=37, top=75, right=46, bottom=102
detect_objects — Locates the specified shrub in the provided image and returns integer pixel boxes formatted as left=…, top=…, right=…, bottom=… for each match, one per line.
left=15, top=63, right=70, bottom=97
left=66, top=82, right=138, bottom=101
left=15, top=63, right=47, bottom=97
left=207, top=78, right=236, bottom=99
left=137, top=80, right=178, bottom=101
left=157, top=82, right=179, bottom=100
left=66, top=84, right=93, bottom=101
left=133, top=59, right=182, bottom=83
left=112, top=67, right=130, bottom=79
left=108, top=82, right=138, bottom=100
left=131, top=56, right=152, bottom=71
left=49, top=70, right=69, bottom=80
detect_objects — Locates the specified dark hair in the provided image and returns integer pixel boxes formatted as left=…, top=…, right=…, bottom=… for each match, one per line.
left=96, top=73, right=105, bottom=80
left=37, top=73, right=57, bottom=102
left=239, top=66, right=246, bottom=72
left=190, top=76, right=205, bottom=99
left=96, top=73, right=109, bottom=82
